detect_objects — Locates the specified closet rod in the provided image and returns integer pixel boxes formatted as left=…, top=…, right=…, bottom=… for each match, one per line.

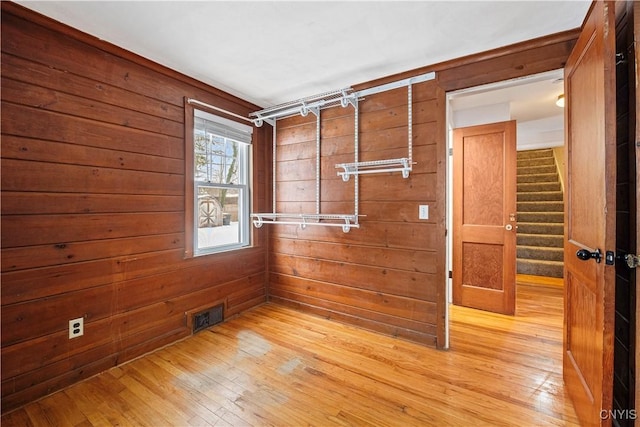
left=252, top=87, right=350, bottom=116
left=252, top=97, right=343, bottom=124
left=187, top=98, right=254, bottom=124
left=249, top=71, right=435, bottom=125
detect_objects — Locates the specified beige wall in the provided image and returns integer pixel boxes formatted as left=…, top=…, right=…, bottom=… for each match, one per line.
left=553, top=146, right=566, bottom=193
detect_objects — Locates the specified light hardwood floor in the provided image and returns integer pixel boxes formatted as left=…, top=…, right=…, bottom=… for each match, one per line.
left=2, top=279, right=579, bottom=426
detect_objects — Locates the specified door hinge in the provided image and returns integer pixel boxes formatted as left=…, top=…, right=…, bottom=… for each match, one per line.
left=606, top=250, right=639, bottom=268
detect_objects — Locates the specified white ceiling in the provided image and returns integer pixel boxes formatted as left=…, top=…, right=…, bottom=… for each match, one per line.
left=16, top=1, right=590, bottom=109
left=449, top=69, right=567, bottom=149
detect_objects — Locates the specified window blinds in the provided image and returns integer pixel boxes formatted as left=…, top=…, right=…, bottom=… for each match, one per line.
left=195, top=109, right=253, bottom=145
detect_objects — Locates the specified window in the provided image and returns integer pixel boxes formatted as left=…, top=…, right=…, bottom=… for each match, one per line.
left=188, top=107, right=252, bottom=256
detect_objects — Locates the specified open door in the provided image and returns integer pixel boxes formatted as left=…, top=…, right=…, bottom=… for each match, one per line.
left=563, top=2, right=617, bottom=425
left=452, top=121, right=517, bottom=315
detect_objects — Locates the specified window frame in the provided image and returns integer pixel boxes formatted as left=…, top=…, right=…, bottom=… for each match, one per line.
left=184, top=100, right=253, bottom=258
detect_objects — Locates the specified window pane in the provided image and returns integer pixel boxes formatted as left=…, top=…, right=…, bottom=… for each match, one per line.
left=194, top=128, right=241, bottom=185
left=196, top=186, right=243, bottom=251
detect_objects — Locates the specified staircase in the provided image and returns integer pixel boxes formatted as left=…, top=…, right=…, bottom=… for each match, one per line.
left=516, top=148, right=564, bottom=278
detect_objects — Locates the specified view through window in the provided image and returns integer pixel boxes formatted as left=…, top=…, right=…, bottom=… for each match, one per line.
left=193, top=109, right=252, bottom=255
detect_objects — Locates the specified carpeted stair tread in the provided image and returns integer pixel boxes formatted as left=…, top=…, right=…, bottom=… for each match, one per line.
left=517, top=245, right=564, bottom=261
left=517, top=173, right=560, bottom=183
left=517, top=259, right=564, bottom=278
left=517, top=222, right=564, bottom=234
left=517, top=157, right=555, bottom=167
left=517, top=165, right=558, bottom=175
left=517, top=233, right=563, bottom=248
left=518, top=212, right=564, bottom=223
left=518, top=182, right=562, bottom=192
left=517, top=149, right=554, bottom=159
left=517, top=191, right=564, bottom=201
left=517, top=201, right=564, bottom=212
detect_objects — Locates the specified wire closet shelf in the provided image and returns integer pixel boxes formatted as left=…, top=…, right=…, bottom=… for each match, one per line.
left=249, top=71, right=436, bottom=233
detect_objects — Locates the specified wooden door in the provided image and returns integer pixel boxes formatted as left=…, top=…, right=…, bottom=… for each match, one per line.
left=453, top=121, right=517, bottom=315
left=563, top=2, right=617, bottom=426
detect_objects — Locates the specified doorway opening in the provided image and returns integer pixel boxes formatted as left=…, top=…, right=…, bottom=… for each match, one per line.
left=445, top=69, right=566, bottom=314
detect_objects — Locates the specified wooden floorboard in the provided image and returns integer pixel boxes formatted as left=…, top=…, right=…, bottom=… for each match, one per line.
left=2, top=281, right=579, bottom=426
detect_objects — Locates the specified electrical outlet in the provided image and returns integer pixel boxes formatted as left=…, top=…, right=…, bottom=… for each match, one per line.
left=69, top=317, right=84, bottom=339
left=419, top=204, right=429, bottom=220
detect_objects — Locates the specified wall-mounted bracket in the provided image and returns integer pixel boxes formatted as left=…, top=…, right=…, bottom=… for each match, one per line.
left=300, top=103, right=320, bottom=117
left=340, top=93, right=358, bottom=109
left=253, top=116, right=275, bottom=128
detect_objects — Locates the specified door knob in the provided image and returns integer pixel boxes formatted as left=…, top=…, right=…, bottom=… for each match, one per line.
left=505, top=224, right=513, bottom=231
left=624, top=254, right=639, bottom=269
left=612, top=252, right=639, bottom=269
left=576, top=248, right=602, bottom=263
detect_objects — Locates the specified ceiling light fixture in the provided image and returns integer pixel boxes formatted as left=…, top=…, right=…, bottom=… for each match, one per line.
left=556, top=94, right=565, bottom=107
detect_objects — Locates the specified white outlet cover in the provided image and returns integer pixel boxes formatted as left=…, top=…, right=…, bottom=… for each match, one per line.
left=69, top=317, right=84, bottom=339
left=419, top=205, right=429, bottom=220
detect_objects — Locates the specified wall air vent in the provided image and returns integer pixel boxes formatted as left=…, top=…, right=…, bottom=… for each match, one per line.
left=192, top=304, right=224, bottom=334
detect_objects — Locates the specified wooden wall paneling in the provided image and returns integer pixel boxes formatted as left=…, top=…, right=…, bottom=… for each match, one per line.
left=1, top=160, right=183, bottom=198
left=2, top=247, right=265, bottom=323
left=270, top=255, right=437, bottom=301
left=268, top=79, right=445, bottom=346
left=2, top=269, right=266, bottom=380
left=435, top=36, right=576, bottom=91
left=268, top=294, right=438, bottom=346
left=0, top=3, right=267, bottom=413
left=1, top=252, right=267, bottom=388
left=0, top=53, right=185, bottom=123
left=1, top=103, right=184, bottom=158
left=1, top=78, right=184, bottom=138
left=268, top=273, right=437, bottom=323
left=252, top=117, right=273, bottom=250
left=1, top=263, right=267, bottom=412
left=1, top=136, right=185, bottom=176
left=0, top=191, right=184, bottom=215
left=358, top=30, right=579, bottom=93
left=1, top=212, right=183, bottom=248
left=270, top=237, right=438, bottom=273
left=1, top=233, right=184, bottom=272
left=275, top=174, right=436, bottom=203
left=267, top=289, right=438, bottom=337
left=274, top=200, right=443, bottom=224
